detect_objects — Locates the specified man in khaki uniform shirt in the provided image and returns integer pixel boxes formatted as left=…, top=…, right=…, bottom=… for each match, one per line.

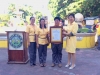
left=26, top=17, right=37, bottom=66
left=51, top=17, right=63, bottom=68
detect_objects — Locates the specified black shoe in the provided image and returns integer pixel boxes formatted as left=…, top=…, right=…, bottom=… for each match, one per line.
left=43, top=63, right=46, bottom=67
left=30, top=64, right=35, bottom=66
left=33, top=64, right=36, bottom=66
left=51, top=63, right=55, bottom=67
left=40, top=64, right=44, bottom=67
left=58, top=64, right=62, bottom=68
left=30, top=63, right=36, bottom=66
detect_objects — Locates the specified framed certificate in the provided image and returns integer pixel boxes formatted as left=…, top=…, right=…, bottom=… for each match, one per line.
left=50, top=26, right=63, bottom=43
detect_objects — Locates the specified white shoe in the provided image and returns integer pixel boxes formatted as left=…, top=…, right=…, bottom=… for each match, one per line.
left=69, top=65, right=76, bottom=69
left=65, top=63, right=71, bottom=68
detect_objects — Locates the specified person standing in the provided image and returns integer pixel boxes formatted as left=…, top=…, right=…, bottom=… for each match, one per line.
left=36, top=18, right=49, bottom=67
left=60, top=19, right=65, bottom=26
left=51, top=17, right=63, bottom=68
left=96, top=19, right=100, bottom=50
left=26, top=16, right=37, bottom=66
left=63, top=13, right=78, bottom=69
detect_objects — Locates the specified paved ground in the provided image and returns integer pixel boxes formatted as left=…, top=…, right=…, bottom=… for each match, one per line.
left=0, top=48, right=100, bottom=75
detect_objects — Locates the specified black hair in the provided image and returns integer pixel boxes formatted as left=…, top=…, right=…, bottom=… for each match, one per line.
left=93, top=24, right=96, bottom=30
left=61, top=19, right=64, bottom=22
left=30, top=16, right=35, bottom=20
left=39, top=18, right=46, bottom=29
left=68, top=13, right=75, bottom=19
left=54, top=17, right=61, bottom=21
left=61, top=19, right=65, bottom=26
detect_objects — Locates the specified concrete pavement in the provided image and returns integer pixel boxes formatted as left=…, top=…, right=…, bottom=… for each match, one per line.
left=0, top=48, right=100, bottom=75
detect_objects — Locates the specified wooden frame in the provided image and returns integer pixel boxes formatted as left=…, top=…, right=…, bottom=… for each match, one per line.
left=50, top=26, right=63, bottom=43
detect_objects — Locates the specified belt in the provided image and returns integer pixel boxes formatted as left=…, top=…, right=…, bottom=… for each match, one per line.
left=29, top=35, right=35, bottom=36
left=69, top=35, right=76, bottom=39
left=39, top=37, right=46, bottom=39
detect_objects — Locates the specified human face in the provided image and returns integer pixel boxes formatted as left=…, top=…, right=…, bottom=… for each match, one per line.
left=68, top=16, right=75, bottom=23
left=40, top=19, right=45, bottom=26
left=54, top=19, right=60, bottom=26
left=30, top=17, right=35, bottom=25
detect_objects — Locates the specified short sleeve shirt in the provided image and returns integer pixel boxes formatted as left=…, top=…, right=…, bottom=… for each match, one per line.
left=26, top=25, right=37, bottom=42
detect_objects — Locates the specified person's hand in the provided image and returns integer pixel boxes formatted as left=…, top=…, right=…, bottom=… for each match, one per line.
left=62, top=34, right=66, bottom=38
left=47, top=43, right=50, bottom=46
left=63, top=32, right=66, bottom=35
left=62, top=29, right=67, bottom=33
left=63, top=32, right=69, bottom=36
left=62, top=29, right=65, bottom=31
left=66, top=33, right=70, bottom=36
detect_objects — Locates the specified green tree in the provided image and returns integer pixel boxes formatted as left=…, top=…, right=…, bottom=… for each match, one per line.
left=19, top=5, right=33, bottom=19
left=48, top=0, right=75, bottom=18
left=7, top=4, right=43, bottom=25
left=0, top=14, right=10, bottom=21
left=65, top=0, right=84, bottom=15
left=34, top=11, right=43, bottom=24
left=8, top=3, right=16, bottom=15
left=48, top=0, right=58, bottom=18
left=81, top=0, right=100, bottom=17
left=48, top=0, right=100, bottom=18
left=0, top=14, right=10, bottom=26
left=8, top=4, right=34, bottom=19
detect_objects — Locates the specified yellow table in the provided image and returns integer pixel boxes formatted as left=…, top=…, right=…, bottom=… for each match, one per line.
left=76, top=33, right=95, bottom=48
left=0, top=33, right=7, bottom=48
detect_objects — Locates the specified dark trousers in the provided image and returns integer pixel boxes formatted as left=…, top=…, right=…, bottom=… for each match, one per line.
left=51, top=43, right=63, bottom=64
left=97, top=36, right=100, bottom=50
left=38, top=44, right=47, bottom=64
left=29, top=42, right=36, bottom=65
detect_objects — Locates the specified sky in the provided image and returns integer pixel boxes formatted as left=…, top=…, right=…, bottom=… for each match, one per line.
left=0, top=0, right=52, bottom=19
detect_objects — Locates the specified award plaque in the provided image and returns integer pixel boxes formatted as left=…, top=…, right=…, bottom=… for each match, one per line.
left=50, top=26, right=63, bottom=43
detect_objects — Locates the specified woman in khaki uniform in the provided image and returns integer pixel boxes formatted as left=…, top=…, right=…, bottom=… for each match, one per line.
left=26, top=17, right=37, bottom=66
left=63, top=13, right=78, bottom=69
left=36, top=18, right=49, bottom=67
left=96, top=19, right=100, bottom=50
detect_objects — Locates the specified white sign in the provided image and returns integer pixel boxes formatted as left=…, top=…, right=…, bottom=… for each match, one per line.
left=52, top=28, right=61, bottom=41
left=86, top=20, right=94, bottom=25
left=8, top=32, right=23, bottom=50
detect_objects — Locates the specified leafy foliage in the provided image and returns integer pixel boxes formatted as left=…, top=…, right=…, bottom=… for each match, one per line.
left=7, top=4, right=43, bottom=25
left=48, top=0, right=100, bottom=18
left=0, top=14, right=10, bottom=22
left=19, top=5, right=33, bottom=19
left=34, top=11, right=43, bottom=24
left=8, top=4, right=16, bottom=15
